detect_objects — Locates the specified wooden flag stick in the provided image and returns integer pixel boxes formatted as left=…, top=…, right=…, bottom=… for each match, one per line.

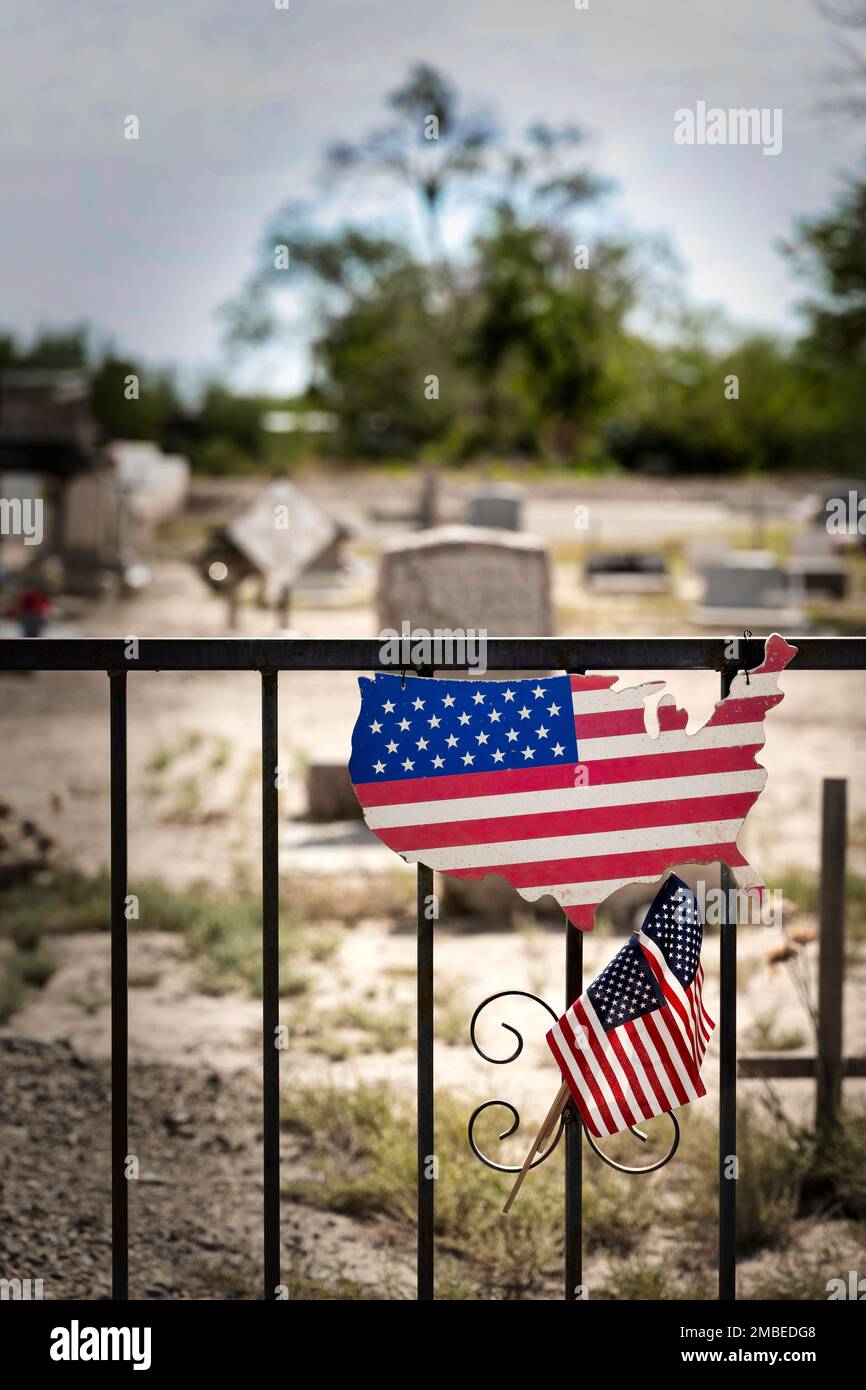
left=502, top=1082, right=570, bottom=1216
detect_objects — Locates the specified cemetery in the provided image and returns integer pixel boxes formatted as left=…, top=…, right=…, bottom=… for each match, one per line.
left=1, top=11, right=865, bottom=1342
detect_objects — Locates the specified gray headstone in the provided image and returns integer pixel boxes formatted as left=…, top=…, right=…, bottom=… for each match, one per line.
left=376, top=525, right=552, bottom=634
left=702, top=552, right=789, bottom=610
left=584, top=551, right=670, bottom=595
left=696, top=550, right=804, bottom=627
left=60, top=468, right=124, bottom=594
left=466, top=484, right=523, bottom=532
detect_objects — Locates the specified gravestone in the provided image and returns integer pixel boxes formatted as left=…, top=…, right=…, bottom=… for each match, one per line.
left=584, top=551, right=670, bottom=595
left=696, top=550, right=804, bottom=627
left=376, top=525, right=552, bottom=634
left=111, top=440, right=189, bottom=526
left=226, top=480, right=337, bottom=593
left=306, top=763, right=364, bottom=822
left=60, top=467, right=125, bottom=595
left=465, top=483, right=523, bottom=532
left=787, top=556, right=848, bottom=601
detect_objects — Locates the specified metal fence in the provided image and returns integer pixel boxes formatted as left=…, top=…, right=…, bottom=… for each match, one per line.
left=2, top=634, right=864, bottom=1302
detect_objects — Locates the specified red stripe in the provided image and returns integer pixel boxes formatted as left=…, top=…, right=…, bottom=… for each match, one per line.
left=574, top=1001, right=637, bottom=1129
left=623, top=1019, right=671, bottom=1112
left=685, top=981, right=704, bottom=1065
left=449, top=840, right=750, bottom=889
left=546, top=1031, right=602, bottom=1135
left=642, top=1013, right=690, bottom=1106
left=570, top=675, right=619, bottom=691
left=558, top=1011, right=617, bottom=1134
left=355, top=763, right=579, bottom=805
left=379, top=792, right=759, bottom=853
left=582, top=745, right=764, bottom=784
left=355, top=742, right=766, bottom=806
left=705, top=695, right=782, bottom=726
left=607, top=1027, right=654, bottom=1120
left=572, top=708, right=649, bottom=738
left=641, top=946, right=701, bottom=1065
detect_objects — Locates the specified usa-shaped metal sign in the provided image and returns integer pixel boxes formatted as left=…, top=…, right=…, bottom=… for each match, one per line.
left=349, top=632, right=797, bottom=930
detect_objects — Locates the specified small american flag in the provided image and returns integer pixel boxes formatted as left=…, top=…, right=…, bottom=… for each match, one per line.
left=546, top=875, right=714, bottom=1137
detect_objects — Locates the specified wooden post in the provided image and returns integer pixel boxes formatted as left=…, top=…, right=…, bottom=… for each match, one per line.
left=816, top=778, right=846, bottom=1131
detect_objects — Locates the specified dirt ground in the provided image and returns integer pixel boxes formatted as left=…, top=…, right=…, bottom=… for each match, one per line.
left=1, top=470, right=865, bottom=1299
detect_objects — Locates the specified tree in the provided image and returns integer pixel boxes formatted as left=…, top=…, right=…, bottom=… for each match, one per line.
left=782, top=175, right=866, bottom=363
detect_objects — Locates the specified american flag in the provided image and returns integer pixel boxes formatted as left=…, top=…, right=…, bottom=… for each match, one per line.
left=546, top=874, right=714, bottom=1137
left=349, top=634, right=796, bottom=931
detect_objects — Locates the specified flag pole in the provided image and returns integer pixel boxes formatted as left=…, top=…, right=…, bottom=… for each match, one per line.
left=502, top=1081, right=570, bottom=1215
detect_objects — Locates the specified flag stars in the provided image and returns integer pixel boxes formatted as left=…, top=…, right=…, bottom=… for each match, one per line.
left=382, top=700, right=395, bottom=714
left=373, top=761, right=385, bottom=774
left=369, top=720, right=382, bottom=733
left=432, top=754, right=444, bottom=769
left=518, top=705, right=531, bottom=720
left=457, top=711, right=471, bottom=725
left=535, top=724, right=549, bottom=739
left=398, top=717, right=411, bottom=731
left=472, top=690, right=485, bottom=705
left=416, top=737, right=429, bottom=750
left=386, top=740, right=398, bottom=754
left=532, top=685, right=546, bottom=699
left=412, top=696, right=425, bottom=711
left=402, top=757, right=414, bottom=771
left=442, top=693, right=456, bottom=707
left=491, top=749, right=505, bottom=763
left=506, top=728, right=518, bottom=742
left=552, top=743, right=565, bottom=756
left=547, top=702, right=560, bottom=717
left=428, top=715, right=441, bottom=728
left=461, top=751, right=475, bottom=766
left=521, top=745, right=535, bottom=760
left=445, top=733, right=459, bottom=748
left=487, top=709, right=501, bottom=722
left=503, top=688, right=515, bottom=702
left=475, top=731, right=489, bottom=744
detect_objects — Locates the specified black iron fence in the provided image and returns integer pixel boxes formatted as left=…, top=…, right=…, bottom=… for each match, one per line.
left=2, top=635, right=864, bottom=1302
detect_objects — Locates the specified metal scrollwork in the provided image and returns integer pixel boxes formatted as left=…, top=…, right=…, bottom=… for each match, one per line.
left=584, top=1111, right=680, bottom=1174
left=468, top=991, right=565, bottom=1173
left=468, top=989, right=680, bottom=1177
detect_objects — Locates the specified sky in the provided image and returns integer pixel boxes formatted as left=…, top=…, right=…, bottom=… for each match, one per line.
left=0, top=0, right=862, bottom=394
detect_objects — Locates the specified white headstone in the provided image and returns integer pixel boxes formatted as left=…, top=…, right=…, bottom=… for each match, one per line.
left=226, top=480, right=337, bottom=589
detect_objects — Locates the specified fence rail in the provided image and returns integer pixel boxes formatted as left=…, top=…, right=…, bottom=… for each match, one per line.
left=2, top=633, right=863, bottom=1302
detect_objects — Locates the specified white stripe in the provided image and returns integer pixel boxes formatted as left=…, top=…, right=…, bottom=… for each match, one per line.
left=579, top=998, right=649, bottom=1128
left=549, top=1020, right=609, bottom=1134
left=640, top=934, right=709, bottom=1072
left=654, top=1011, right=701, bottom=1102
left=567, top=1002, right=629, bottom=1133
left=409, top=818, right=746, bottom=872
left=579, top=722, right=767, bottom=762
left=632, top=1017, right=681, bottom=1111
left=571, top=683, right=664, bottom=715
left=362, top=768, right=766, bottom=830
left=726, top=672, right=783, bottom=699
left=640, top=936, right=701, bottom=1050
